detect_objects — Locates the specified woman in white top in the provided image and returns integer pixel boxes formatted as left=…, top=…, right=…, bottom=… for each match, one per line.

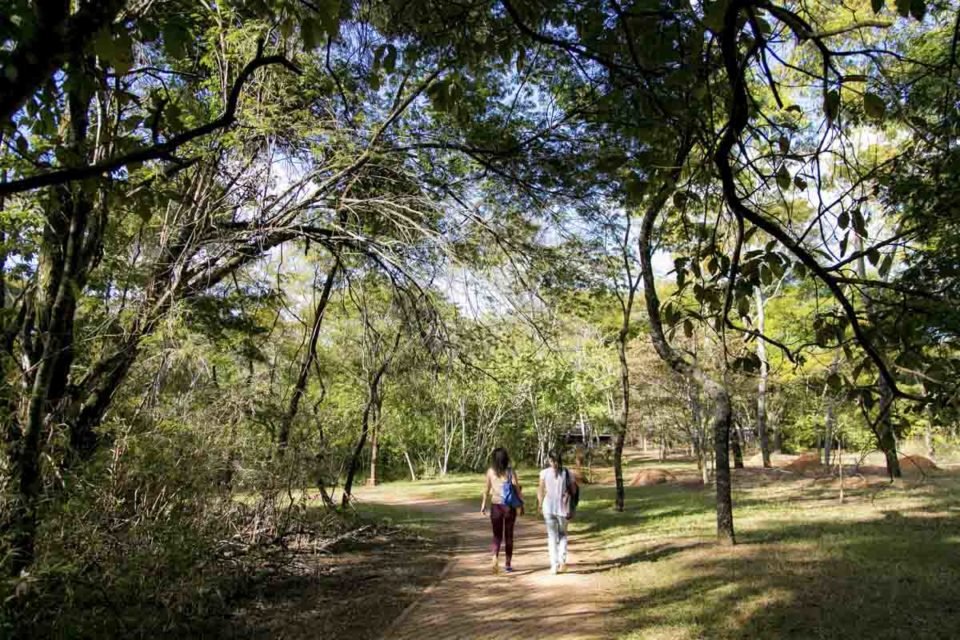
left=537, top=449, right=575, bottom=574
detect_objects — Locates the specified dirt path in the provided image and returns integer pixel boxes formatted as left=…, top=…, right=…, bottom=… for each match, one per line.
left=367, top=494, right=619, bottom=640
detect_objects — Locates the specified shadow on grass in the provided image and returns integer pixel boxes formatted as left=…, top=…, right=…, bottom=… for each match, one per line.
left=579, top=475, right=960, bottom=639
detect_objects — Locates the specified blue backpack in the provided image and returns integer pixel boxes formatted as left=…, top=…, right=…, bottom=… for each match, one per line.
left=502, top=470, right=524, bottom=508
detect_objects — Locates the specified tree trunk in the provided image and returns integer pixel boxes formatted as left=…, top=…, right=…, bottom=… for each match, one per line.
left=343, top=388, right=376, bottom=506
left=342, top=328, right=400, bottom=506
left=731, top=422, right=744, bottom=469
left=636, top=150, right=734, bottom=544
left=3, top=57, right=97, bottom=574
left=755, top=287, right=771, bottom=468
left=708, top=379, right=735, bottom=545
left=614, top=287, right=634, bottom=512
left=823, top=355, right=840, bottom=467
left=278, top=259, right=338, bottom=453
left=853, top=234, right=901, bottom=480
left=689, top=386, right=709, bottom=485
left=367, top=408, right=379, bottom=487
left=877, top=380, right=901, bottom=480
left=404, top=449, right=417, bottom=481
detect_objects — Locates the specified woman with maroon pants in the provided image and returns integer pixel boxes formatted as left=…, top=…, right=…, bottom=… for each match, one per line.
left=480, top=447, right=522, bottom=574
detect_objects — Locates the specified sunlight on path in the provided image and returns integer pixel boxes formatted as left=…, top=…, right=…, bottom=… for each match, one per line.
left=364, top=494, right=619, bottom=640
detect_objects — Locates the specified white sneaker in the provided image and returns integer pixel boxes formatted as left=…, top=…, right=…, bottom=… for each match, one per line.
left=550, top=565, right=558, bottom=575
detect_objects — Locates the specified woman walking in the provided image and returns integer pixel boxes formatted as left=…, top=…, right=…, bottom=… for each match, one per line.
left=537, top=449, right=576, bottom=574
left=480, top=447, right=523, bottom=573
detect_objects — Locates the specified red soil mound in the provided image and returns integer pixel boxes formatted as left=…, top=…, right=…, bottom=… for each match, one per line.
left=630, top=469, right=676, bottom=486
left=901, top=455, right=938, bottom=472
left=571, top=468, right=591, bottom=485
left=783, top=453, right=827, bottom=474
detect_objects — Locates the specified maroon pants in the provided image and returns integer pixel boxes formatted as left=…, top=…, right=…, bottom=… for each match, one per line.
left=489, top=504, right=517, bottom=565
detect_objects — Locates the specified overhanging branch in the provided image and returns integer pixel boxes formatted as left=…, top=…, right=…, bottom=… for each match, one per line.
left=0, top=49, right=301, bottom=196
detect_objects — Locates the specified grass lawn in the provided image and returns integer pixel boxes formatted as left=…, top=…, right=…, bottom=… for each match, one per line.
left=571, top=458, right=960, bottom=640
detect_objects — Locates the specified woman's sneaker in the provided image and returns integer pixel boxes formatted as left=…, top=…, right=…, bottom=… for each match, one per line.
left=558, top=563, right=567, bottom=574
left=491, top=556, right=500, bottom=574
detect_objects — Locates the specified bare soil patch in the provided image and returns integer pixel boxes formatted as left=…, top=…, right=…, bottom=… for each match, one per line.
left=224, top=520, right=451, bottom=639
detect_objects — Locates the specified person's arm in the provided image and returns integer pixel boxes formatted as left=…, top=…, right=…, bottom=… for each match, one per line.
left=537, top=473, right=546, bottom=514
left=513, top=470, right=525, bottom=515
left=480, top=471, right=491, bottom=515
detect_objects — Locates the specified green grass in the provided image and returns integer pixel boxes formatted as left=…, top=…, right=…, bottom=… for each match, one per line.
left=571, top=462, right=960, bottom=640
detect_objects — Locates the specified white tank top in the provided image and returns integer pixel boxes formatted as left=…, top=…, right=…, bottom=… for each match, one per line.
left=540, top=467, right=568, bottom=517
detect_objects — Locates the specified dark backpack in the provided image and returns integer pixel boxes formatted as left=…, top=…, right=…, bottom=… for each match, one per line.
left=502, top=470, right=524, bottom=508
left=565, top=469, right=580, bottom=519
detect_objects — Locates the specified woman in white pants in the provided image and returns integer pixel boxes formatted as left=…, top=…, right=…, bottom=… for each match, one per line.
left=537, top=449, right=575, bottom=574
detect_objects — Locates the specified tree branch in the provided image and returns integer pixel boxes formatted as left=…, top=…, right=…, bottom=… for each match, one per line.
left=0, top=50, right=301, bottom=196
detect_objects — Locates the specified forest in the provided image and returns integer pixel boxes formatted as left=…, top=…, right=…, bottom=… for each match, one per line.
left=2, top=0, right=960, bottom=637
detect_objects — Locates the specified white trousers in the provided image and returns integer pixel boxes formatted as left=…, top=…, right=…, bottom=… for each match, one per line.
left=544, top=514, right=568, bottom=570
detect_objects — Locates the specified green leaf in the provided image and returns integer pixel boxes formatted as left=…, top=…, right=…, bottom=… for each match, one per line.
left=863, top=92, right=886, bottom=120
left=516, top=47, right=526, bottom=73
left=794, top=175, right=807, bottom=190
left=769, top=255, right=785, bottom=279
left=94, top=29, right=134, bottom=75
left=867, top=248, right=881, bottom=266
left=878, top=253, right=894, bottom=279
left=703, top=0, right=729, bottom=34
left=683, top=319, right=694, bottom=338
left=162, top=21, right=190, bottom=59
left=776, top=165, right=791, bottom=190
left=895, top=0, right=910, bottom=16
left=852, top=208, right=867, bottom=237
left=317, top=0, right=342, bottom=37
left=301, top=18, right=323, bottom=50
left=624, top=173, right=646, bottom=204
left=826, top=373, right=843, bottom=391
left=824, top=89, right=840, bottom=122
left=872, top=0, right=884, bottom=13
left=839, top=232, right=848, bottom=257
left=778, top=135, right=790, bottom=153
left=383, top=44, right=397, bottom=73
left=786, top=104, right=803, bottom=114
left=838, top=210, right=849, bottom=230
left=760, top=264, right=773, bottom=286
left=909, top=0, right=925, bottom=20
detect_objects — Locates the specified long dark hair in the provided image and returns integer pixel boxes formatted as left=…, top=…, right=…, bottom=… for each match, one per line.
left=491, top=447, right=510, bottom=476
left=547, top=449, right=563, bottom=478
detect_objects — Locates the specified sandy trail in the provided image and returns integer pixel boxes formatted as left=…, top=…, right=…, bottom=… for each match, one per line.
left=366, top=493, right=620, bottom=640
